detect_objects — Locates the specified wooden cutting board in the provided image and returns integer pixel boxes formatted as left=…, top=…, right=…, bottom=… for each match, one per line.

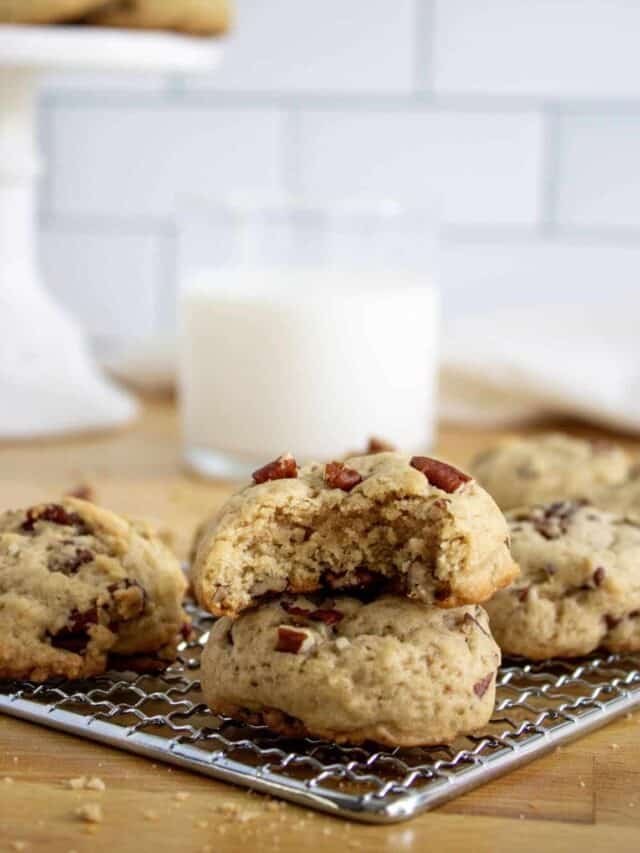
left=1, top=397, right=639, bottom=852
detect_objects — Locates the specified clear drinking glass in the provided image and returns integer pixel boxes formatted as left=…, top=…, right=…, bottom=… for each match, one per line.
left=177, top=197, right=440, bottom=479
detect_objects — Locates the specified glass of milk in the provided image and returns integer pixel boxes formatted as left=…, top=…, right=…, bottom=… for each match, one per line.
left=178, top=198, right=440, bottom=479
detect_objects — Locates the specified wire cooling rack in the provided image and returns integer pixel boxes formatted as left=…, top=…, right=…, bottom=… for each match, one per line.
left=1, top=602, right=639, bottom=824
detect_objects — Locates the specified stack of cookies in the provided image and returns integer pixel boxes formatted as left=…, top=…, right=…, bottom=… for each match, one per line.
left=191, top=451, right=519, bottom=746
left=471, top=434, right=640, bottom=660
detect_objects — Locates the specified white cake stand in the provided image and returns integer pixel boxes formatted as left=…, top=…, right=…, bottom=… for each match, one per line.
left=0, top=25, right=222, bottom=438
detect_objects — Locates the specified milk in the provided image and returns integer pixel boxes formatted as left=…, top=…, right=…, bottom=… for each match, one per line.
left=178, top=268, right=439, bottom=476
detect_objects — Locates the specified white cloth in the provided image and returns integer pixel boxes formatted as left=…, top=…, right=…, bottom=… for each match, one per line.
left=0, top=283, right=137, bottom=439
left=440, top=304, right=640, bottom=433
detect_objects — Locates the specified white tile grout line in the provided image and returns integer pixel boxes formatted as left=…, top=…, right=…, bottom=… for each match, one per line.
left=538, top=107, right=562, bottom=236
left=413, top=0, right=437, bottom=94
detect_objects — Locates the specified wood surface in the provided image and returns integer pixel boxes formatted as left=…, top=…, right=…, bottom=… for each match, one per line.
left=1, top=397, right=639, bottom=852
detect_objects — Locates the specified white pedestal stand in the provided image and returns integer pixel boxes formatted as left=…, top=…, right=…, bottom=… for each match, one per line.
left=0, top=25, right=221, bottom=438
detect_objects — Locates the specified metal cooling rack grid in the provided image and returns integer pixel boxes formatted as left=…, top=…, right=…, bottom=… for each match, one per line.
left=1, top=603, right=639, bottom=824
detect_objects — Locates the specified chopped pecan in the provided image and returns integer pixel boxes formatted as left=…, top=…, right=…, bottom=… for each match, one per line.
left=281, top=601, right=344, bottom=626
left=409, top=457, right=471, bottom=493
left=324, top=461, right=362, bottom=492
left=473, top=672, right=494, bottom=698
left=605, top=614, right=622, bottom=630
left=50, top=607, right=99, bottom=653
left=593, top=567, right=606, bottom=587
left=21, top=504, right=88, bottom=534
left=367, top=437, right=396, bottom=454
left=275, top=625, right=316, bottom=654
left=252, top=454, right=298, bottom=484
left=462, top=612, right=490, bottom=638
left=48, top=547, right=94, bottom=575
left=516, top=587, right=530, bottom=603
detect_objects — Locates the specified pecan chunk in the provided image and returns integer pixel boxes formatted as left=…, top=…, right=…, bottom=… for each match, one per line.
left=324, top=461, right=362, bottom=492
left=275, top=625, right=316, bottom=654
left=50, top=607, right=99, bottom=653
left=281, top=601, right=344, bottom=626
left=410, top=457, right=471, bottom=493
left=252, top=454, right=298, bottom=484
left=593, top=567, right=606, bottom=587
left=21, top=504, right=87, bottom=534
left=48, top=547, right=94, bottom=575
left=367, top=437, right=396, bottom=454
left=473, top=672, right=494, bottom=698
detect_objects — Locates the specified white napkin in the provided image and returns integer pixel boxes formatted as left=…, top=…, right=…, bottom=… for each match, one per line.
left=440, top=303, right=640, bottom=432
left=0, top=282, right=137, bottom=439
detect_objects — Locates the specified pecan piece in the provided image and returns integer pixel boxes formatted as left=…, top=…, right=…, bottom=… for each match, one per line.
left=473, top=672, right=494, bottom=698
left=281, top=602, right=344, bottom=626
left=324, top=461, right=362, bottom=492
left=409, top=457, right=471, bottom=493
left=367, top=437, right=396, bottom=454
left=593, top=567, right=606, bottom=587
left=605, top=614, right=622, bottom=630
left=21, top=504, right=87, bottom=534
left=50, top=607, right=99, bottom=653
left=275, top=625, right=316, bottom=654
left=252, top=454, right=298, bottom=484
left=48, top=547, right=94, bottom=575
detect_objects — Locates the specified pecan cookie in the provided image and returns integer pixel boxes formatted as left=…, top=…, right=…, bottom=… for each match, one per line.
left=83, top=0, right=230, bottom=35
left=201, top=594, right=500, bottom=746
left=471, top=433, right=632, bottom=511
left=191, top=452, right=518, bottom=617
left=0, top=499, right=187, bottom=681
left=485, top=501, right=640, bottom=659
left=0, top=0, right=106, bottom=23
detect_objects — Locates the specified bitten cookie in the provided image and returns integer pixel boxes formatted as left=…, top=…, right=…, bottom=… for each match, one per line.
left=0, top=0, right=106, bottom=23
left=471, top=433, right=631, bottom=511
left=84, top=0, right=230, bottom=35
left=201, top=594, right=500, bottom=746
left=485, top=501, right=640, bottom=659
left=191, top=452, right=518, bottom=617
left=0, top=499, right=188, bottom=681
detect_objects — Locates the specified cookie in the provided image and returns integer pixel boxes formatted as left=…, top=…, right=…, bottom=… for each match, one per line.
left=0, top=0, right=105, bottom=23
left=0, top=499, right=188, bottom=681
left=485, top=501, right=640, bottom=659
left=191, top=452, right=518, bottom=617
left=471, top=433, right=631, bottom=511
left=84, top=0, right=230, bottom=35
left=201, top=594, right=500, bottom=746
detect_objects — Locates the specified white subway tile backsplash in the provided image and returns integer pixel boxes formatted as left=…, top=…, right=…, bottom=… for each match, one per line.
left=555, top=114, right=640, bottom=228
left=440, top=238, right=640, bottom=318
left=187, top=0, right=416, bottom=94
left=433, top=0, right=640, bottom=99
left=40, top=228, right=158, bottom=338
left=296, top=110, right=544, bottom=226
left=49, top=105, right=285, bottom=219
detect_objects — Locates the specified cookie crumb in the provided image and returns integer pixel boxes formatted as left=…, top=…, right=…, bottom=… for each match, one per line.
left=3, top=776, right=14, bottom=783
left=143, top=810, right=159, bottom=821
left=610, top=743, right=620, bottom=750
left=195, top=820, right=208, bottom=829
left=12, top=756, right=19, bottom=763
left=67, top=777, right=87, bottom=790
left=201, top=847, right=213, bottom=853
left=75, top=803, right=103, bottom=823
left=174, top=791, right=190, bottom=802
left=579, top=778, right=586, bottom=788
left=86, top=777, right=106, bottom=792
left=10, top=842, right=28, bottom=852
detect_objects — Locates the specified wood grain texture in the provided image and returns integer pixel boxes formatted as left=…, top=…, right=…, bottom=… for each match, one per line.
left=1, top=397, right=639, bottom=852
